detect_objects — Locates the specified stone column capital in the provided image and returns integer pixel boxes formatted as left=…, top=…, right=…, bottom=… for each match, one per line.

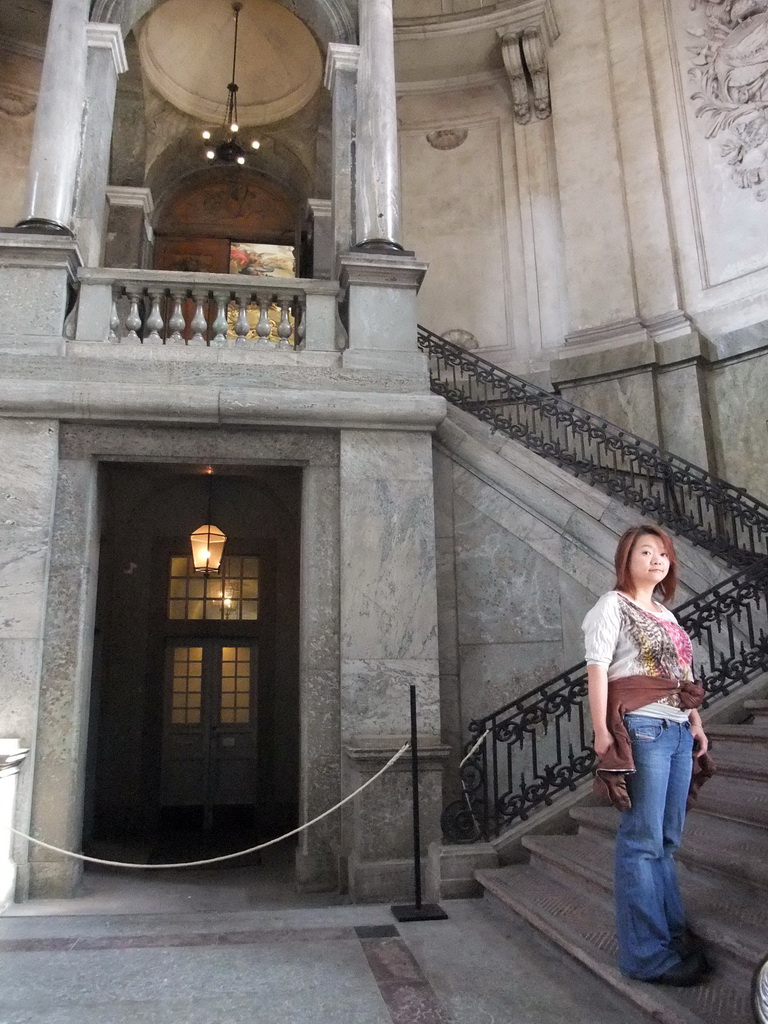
left=86, top=22, right=128, bottom=74
left=307, top=197, right=333, bottom=219
left=324, top=42, right=360, bottom=92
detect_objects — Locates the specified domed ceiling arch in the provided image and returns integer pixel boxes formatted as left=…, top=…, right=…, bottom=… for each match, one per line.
left=138, top=0, right=323, bottom=127
left=90, top=0, right=356, bottom=49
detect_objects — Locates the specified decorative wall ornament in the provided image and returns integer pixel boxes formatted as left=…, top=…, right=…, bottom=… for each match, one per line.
left=689, top=0, right=768, bottom=200
left=442, top=328, right=479, bottom=350
left=0, top=86, right=37, bottom=119
left=426, top=128, right=469, bottom=150
left=497, top=0, right=559, bottom=126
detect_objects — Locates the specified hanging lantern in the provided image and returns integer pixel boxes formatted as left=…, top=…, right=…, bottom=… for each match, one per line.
left=190, top=523, right=227, bottom=575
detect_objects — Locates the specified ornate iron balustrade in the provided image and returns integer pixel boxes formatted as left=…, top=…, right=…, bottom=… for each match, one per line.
left=442, top=557, right=768, bottom=843
left=418, top=325, right=768, bottom=565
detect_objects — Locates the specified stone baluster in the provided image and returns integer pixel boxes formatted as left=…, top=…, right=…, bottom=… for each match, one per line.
left=167, top=293, right=186, bottom=345
left=234, top=297, right=250, bottom=346
left=108, top=300, right=120, bottom=344
left=277, top=299, right=292, bottom=348
left=296, top=296, right=307, bottom=349
left=17, top=0, right=91, bottom=233
left=144, top=292, right=164, bottom=345
left=211, top=293, right=229, bottom=347
left=256, top=295, right=273, bottom=345
left=124, top=293, right=142, bottom=345
left=189, top=295, right=208, bottom=347
left=355, top=0, right=403, bottom=252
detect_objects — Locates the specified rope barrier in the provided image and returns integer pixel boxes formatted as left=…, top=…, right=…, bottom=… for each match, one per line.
left=4, top=742, right=410, bottom=870
left=460, top=728, right=490, bottom=767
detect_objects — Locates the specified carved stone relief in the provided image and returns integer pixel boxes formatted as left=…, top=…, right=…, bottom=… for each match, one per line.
left=443, top=328, right=479, bottom=350
left=689, top=0, right=768, bottom=200
left=496, top=0, right=558, bottom=127
left=0, top=88, right=37, bottom=119
left=426, top=128, right=469, bottom=150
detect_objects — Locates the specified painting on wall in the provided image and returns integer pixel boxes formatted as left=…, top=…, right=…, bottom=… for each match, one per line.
left=229, top=242, right=296, bottom=278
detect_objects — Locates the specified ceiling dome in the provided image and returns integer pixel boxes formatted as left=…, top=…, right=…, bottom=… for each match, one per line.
left=139, top=0, right=323, bottom=126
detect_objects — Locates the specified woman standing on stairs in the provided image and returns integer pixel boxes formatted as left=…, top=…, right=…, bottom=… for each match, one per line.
left=583, top=525, right=711, bottom=987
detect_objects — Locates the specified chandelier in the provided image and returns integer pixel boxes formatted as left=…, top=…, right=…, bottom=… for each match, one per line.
left=202, top=2, right=260, bottom=165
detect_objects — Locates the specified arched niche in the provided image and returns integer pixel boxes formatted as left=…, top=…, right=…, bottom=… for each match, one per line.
left=152, top=167, right=298, bottom=273
left=90, top=0, right=356, bottom=48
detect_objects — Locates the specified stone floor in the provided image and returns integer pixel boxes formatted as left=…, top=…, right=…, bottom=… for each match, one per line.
left=0, top=852, right=652, bottom=1024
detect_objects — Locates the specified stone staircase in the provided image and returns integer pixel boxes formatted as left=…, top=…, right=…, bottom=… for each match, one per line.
left=475, top=696, right=768, bottom=1024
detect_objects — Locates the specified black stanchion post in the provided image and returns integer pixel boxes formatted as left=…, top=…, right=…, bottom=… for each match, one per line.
left=391, top=683, right=448, bottom=922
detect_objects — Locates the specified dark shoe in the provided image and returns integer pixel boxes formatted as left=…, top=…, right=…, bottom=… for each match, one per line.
left=672, top=929, right=714, bottom=975
left=646, top=952, right=709, bottom=987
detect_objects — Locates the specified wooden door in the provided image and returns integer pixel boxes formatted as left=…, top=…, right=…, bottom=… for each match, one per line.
left=161, top=639, right=258, bottom=828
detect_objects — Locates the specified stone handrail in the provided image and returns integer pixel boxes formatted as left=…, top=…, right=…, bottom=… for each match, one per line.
left=74, top=268, right=341, bottom=352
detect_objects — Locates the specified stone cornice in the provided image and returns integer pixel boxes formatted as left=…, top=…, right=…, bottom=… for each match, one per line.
left=0, top=378, right=447, bottom=432
left=340, top=252, right=429, bottom=292
left=105, top=186, right=154, bottom=215
left=395, top=0, right=556, bottom=41
left=86, top=22, right=129, bottom=75
left=396, top=69, right=506, bottom=96
left=324, top=42, right=360, bottom=91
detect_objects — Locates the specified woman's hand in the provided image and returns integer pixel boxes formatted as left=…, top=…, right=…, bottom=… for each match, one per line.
left=690, top=723, right=709, bottom=757
left=593, top=728, right=614, bottom=758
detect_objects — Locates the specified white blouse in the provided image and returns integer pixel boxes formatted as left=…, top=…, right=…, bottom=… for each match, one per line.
left=582, top=591, right=694, bottom=722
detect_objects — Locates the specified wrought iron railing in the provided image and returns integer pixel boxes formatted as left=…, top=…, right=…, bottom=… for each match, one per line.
left=418, top=325, right=768, bottom=566
left=442, top=558, right=768, bottom=842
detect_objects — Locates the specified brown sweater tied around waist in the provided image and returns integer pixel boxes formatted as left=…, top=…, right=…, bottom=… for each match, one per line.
left=595, top=674, right=715, bottom=812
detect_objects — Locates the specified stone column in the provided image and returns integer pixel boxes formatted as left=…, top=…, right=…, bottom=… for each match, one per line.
left=355, top=0, right=403, bottom=252
left=324, top=43, right=359, bottom=271
left=0, top=742, right=29, bottom=909
left=103, top=187, right=155, bottom=270
left=17, top=0, right=91, bottom=233
left=74, top=25, right=128, bottom=267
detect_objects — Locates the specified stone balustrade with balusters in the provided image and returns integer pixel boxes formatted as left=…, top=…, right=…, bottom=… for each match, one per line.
left=73, top=269, right=341, bottom=352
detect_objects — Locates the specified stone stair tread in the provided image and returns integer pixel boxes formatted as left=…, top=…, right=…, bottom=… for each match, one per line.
left=743, top=699, right=768, bottom=711
left=707, top=722, right=768, bottom=739
left=477, top=864, right=755, bottom=1024
left=694, top=773, right=768, bottom=828
left=571, top=804, right=768, bottom=886
left=522, top=825, right=768, bottom=965
left=714, top=753, right=768, bottom=781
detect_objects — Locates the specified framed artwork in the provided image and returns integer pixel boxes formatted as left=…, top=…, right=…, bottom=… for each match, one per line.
left=229, top=242, right=296, bottom=278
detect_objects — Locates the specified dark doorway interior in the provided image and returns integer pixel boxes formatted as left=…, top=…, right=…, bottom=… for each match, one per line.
left=84, top=463, right=302, bottom=867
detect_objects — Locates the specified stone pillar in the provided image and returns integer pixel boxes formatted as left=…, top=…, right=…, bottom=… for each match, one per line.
left=0, top=234, right=82, bottom=353
left=324, top=43, right=359, bottom=271
left=0, top=420, right=61, bottom=902
left=0, top=742, right=29, bottom=909
left=103, top=187, right=155, bottom=269
left=339, top=428, right=449, bottom=901
left=306, top=198, right=334, bottom=280
left=355, top=0, right=403, bottom=252
left=340, top=253, right=429, bottom=374
left=74, top=25, right=128, bottom=267
left=17, top=0, right=91, bottom=233
left=22, top=457, right=100, bottom=898
left=295, top=461, right=341, bottom=892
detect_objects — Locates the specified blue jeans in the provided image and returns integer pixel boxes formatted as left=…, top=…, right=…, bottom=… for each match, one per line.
left=614, top=715, right=693, bottom=979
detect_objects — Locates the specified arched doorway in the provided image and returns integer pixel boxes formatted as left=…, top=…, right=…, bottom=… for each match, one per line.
left=153, top=169, right=299, bottom=275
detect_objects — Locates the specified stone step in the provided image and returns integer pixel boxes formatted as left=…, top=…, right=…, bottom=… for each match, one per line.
left=707, top=722, right=768, bottom=741
left=477, top=864, right=755, bottom=1024
left=694, top=773, right=768, bottom=829
left=744, top=699, right=768, bottom=718
left=521, top=826, right=768, bottom=969
left=707, top=736, right=768, bottom=778
left=570, top=804, right=768, bottom=891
